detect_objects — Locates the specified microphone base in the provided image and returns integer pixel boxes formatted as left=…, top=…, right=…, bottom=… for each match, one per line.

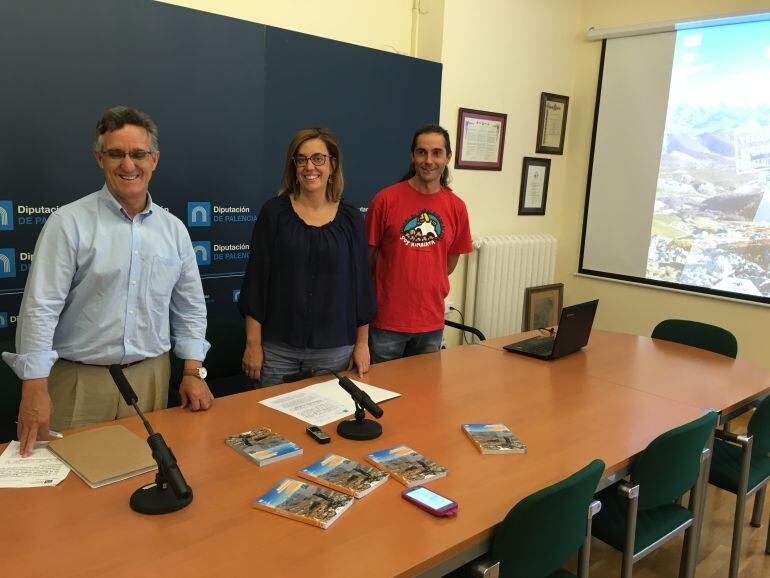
left=130, top=482, right=193, bottom=515
left=337, top=418, right=382, bottom=441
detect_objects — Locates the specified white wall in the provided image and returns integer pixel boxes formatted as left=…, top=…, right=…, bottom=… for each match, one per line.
left=157, top=0, right=415, bottom=55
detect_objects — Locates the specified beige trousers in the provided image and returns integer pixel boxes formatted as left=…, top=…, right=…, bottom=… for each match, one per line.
left=48, top=353, right=170, bottom=431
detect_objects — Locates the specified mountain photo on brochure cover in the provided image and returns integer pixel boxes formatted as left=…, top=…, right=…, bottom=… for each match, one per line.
left=462, top=423, right=527, bottom=454
left=366, top=445, right=448, bottom=488
left=253, top=478, right=354, bottom=529
left=298, top=453, right=389, bottom=498
left=225, top=427, right=302, bottom=466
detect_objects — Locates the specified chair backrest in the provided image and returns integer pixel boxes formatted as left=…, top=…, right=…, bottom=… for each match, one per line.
left=0, top=340, right=21, bottom=443
left=748, top=395, right=770, bottom=457
left=168, top=317, right=247, bottom=406
left=651, top=319, right=737, bottom=358
left=491, top=459, right=605, bottom=578
left=204, top=317, right=246, bottom=379
left=631, top=412, right=717, bottom=510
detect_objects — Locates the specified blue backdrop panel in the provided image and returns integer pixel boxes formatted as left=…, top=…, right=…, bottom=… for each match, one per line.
left=0, top=0, right=441, bottom=342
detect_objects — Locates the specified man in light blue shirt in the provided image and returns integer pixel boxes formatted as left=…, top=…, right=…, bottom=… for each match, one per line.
left=3, top=106, right=213, bottom=456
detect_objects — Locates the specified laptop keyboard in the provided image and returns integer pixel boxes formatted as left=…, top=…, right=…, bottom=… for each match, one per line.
left=526, top=337, right=555, bottom=354
left=507, top=335, right=555, bottom=354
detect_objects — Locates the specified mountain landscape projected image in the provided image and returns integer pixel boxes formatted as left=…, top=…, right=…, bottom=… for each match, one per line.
left=647, top=21, right=770, bottom=297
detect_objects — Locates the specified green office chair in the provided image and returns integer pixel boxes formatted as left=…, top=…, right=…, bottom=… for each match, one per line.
left=169, top=317, right=252, bottom=407
left=592, top=411, right=717, bottom=578
left=652, top=319, right=742, bottom=431
left=471, top=459, right=605, bottom=578
left=0, top=340, right=22, bottom=443
left=651, top=319, right=737, bottom=359
left=709, top=395, right=770, bottom=578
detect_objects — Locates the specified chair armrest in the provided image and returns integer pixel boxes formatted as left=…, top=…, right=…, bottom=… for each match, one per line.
left=618, top=483, right=639, bottom=500
left=714, top=429, right=752, bottom=447
left=470, top=558, right=500, bottom=578
left=444, top=319, right=487, bottom=342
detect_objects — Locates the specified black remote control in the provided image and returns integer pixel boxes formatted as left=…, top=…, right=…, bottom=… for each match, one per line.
left=306, top=425, right=331, bottom=444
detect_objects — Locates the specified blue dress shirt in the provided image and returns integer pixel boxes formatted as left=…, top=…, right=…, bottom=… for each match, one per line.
left=3, top=185, right=210, bottom=380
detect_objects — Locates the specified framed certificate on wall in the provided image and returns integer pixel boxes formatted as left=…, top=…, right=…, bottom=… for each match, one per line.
left=535, top=92, right=569, bottom=155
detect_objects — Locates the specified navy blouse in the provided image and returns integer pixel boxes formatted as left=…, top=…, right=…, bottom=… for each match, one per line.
left=238, top=195, right=376, bottom=349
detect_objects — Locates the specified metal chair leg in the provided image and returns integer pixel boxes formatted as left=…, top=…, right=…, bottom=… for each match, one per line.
left=620, top=484, right=639, bottom=578
left=728, top=434, right=753, bottom=578
left=680, top=448, right=710, bottom=578
left=751, top=484, right=766, bottom=528
left=579, top=500, right=602, bottom=578
left=695, top=429, right=715, bottom=549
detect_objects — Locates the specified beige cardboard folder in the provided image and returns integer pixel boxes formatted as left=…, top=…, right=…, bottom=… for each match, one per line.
left=47, top=425, right=156, bottom=488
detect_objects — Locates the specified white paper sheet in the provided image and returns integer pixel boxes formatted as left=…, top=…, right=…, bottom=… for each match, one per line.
left=0, top=441, right=70, bottom=488
left=259, top=379, right=400, bottom=426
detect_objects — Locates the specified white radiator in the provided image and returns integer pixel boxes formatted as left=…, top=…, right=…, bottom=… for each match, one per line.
left=463, top=235, right=557, bottom=339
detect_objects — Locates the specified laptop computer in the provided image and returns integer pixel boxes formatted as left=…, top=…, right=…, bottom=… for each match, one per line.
left=503, top=299, right=599, bottom=360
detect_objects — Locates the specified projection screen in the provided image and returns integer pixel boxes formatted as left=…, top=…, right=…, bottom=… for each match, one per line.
left=581, top=18, right=770, bottom=305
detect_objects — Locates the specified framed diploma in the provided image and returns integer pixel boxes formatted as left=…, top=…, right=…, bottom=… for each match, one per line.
left=535, top=92, right=569, bottom=155
left=518, top=157, right=550, bottom=216
left=455, top=108, right=507, bottom=170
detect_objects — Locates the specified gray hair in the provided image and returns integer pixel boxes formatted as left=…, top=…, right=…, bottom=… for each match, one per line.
left=94, top=106, right=159, bottom=152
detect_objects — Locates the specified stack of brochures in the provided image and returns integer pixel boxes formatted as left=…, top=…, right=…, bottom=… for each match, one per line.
left=225, top=427, right=302, bottom=466
left=253, top=478, right=354, bottom=529
left=298, top=453, right=389, bottom=499
left=462, top=423, right=527, bottom=454
left=366, top=445, right=448, bottom=488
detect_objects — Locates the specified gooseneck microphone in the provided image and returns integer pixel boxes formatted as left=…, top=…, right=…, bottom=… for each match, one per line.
left=329, top=369, right=384, bottom=419
left=109, top=364, right=193, bottom=514
left=282, top=367, right=384, bottom=441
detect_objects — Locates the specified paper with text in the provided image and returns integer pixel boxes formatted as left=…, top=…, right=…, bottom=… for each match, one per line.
left=259, top=379, right=400, bottom=426
left=0, top=441, right=70, bottom=488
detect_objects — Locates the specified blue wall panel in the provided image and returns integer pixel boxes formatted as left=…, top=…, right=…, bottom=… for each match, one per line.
left=0, top=0, right=441, bottom=341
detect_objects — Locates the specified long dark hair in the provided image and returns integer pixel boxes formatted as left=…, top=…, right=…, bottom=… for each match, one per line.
left=399, top=124, right=452, bottom=188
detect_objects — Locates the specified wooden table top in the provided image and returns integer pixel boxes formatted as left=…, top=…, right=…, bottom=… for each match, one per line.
left=482, top=329, right=770, bottom=418
left=1, top=334, right=756, bottom=578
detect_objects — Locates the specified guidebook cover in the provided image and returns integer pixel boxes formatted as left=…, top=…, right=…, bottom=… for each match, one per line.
left=298, top=453, right=389, bottom=498
left=253, top=478, right=354, bottom=529
left=365, top=445, right=447, bottom=488
left=225, top=427, right=302, bottom=466
left=462, top=423, right=527, bottom=454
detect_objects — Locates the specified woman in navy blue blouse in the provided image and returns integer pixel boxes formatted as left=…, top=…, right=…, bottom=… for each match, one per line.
left=238, top=128, right=376, bottom=387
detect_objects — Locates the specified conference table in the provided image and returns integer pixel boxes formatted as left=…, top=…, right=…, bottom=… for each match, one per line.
left=3, top=331, right=768, bottom=578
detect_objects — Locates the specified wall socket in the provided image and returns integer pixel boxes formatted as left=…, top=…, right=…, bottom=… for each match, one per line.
left=444, top=298, right=454, bottom=315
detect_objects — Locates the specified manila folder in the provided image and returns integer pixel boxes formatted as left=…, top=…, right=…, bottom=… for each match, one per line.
left=48, top=425, right=156, bottom=488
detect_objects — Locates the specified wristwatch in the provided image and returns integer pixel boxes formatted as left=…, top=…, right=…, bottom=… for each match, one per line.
left=183, top=367, right=208, bottom=379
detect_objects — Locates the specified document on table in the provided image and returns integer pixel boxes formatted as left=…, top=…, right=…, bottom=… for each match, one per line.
left=260, top=379, right=401, bottom=426
left=0, top=441, right=70, bottom=488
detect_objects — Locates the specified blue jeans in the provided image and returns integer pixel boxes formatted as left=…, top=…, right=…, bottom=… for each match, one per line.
left=369, top=326, right=443, bottom=364
left=259, top=340, right=354, bottom=388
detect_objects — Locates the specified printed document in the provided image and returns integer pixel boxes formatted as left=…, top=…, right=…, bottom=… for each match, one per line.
left=0, top=441, right=70, bottom=488
left=260, top=379, right=400, bottom=426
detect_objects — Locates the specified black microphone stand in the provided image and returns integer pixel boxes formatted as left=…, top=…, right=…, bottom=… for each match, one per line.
left=282, top=368, right=384, bottom=441
left=130, top=413, right=193, bottom=515
left=109, top=365, right=193, bottom=515
left=329, top=370, right=383, bottom=441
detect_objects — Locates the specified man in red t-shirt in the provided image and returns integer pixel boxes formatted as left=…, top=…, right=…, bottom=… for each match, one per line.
left=366, top=124, right=472, bottom=363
